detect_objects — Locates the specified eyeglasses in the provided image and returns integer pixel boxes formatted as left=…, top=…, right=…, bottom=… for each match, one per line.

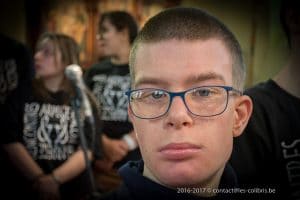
left=125, top=86, right=242, bottom=119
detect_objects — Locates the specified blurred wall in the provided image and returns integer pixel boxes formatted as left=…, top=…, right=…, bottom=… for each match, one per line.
left=0, top=0, right=27, bottom=43
left=182, top=0, right=289, bottom=87
left=0, top=0, right=289, bottom=87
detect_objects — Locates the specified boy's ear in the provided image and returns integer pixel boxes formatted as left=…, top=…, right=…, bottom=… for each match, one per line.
left=232, top=95, right=253, bottom=137
left=128, top=105, right=134, bottom=122
left=128, top=106, right=139, bottom=141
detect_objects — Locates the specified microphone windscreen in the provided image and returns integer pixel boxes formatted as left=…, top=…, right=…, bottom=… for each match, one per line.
left=65, top=64, right=83, bottom=81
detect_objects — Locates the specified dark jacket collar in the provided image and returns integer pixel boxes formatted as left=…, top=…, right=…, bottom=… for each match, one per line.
left=116, top=160, right=239, bottom=200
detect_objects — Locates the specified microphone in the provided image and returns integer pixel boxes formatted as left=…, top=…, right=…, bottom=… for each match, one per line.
left=65, top=65, right=99, bottom=196
left=65, top=64, right=93, bottom=119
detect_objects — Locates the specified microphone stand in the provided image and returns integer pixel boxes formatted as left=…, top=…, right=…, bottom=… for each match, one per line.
left=71, top=86, right=101, bottom=199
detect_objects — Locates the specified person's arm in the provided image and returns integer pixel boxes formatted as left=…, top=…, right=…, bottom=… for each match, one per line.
left=34, top=148, right=93, bottom=200
left=2, top=142, right=44, bottom=181
left=1, top=142, right=60, bottom=200
left=51, top=148, right=92, bottom=184
left=102, top=134, right=129, bottom=162
left=100, top=129, right=137, bottom=164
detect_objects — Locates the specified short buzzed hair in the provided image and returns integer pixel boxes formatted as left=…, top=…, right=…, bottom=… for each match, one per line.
left=129, top=7, right=246, bottom=90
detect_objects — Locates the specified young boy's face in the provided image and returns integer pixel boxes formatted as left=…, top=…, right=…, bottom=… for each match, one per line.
left=129, top=38, right=251, bottom=189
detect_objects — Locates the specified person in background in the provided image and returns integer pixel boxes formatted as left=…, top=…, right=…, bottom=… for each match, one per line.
left=84, top=11, right=140, bottom=192
left=230, top=0, right=300, bottom=199
left=1, top=32, right=102, bottom=200
left=0, top=33, right=34, bottom=200
left=99, top=7, right=253, bottom=200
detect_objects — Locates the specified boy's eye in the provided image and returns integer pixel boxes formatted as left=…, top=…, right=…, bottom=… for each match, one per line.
left=151, top=91, right=165, bottom=99
left=192, top=88, right=212, bottom=97
left=197, top=89, right=211, bottom=96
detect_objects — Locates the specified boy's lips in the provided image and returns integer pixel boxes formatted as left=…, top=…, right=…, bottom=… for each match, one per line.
left=158, top=142, right=202, bottom=160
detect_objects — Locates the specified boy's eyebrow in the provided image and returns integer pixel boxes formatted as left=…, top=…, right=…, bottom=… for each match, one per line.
left=134, top=72, right=225, bottom=88
left=184, top=72, right=225, bottom=85
left=134, top=77, right=169, bottom=88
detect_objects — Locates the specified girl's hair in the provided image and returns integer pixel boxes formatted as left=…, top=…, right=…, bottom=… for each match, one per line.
left=33, top=32, right=79, bottom=103
left=33, top=32, right=99, bottom=111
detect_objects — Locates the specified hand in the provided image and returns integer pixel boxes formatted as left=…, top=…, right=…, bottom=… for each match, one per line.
left=102, top=135, right=129, bottom=162
left=33, top=174, right=60, bottom=200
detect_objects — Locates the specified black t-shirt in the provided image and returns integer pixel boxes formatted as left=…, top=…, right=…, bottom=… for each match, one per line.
left=4, top=87, right=102, bottom=199
left=0, top=34, right=34, bottom=105
left=0, top=34, right=34, bottom=144
left=85, top=59, right=141, bottom=167
left=230, top=79, right=300, bottom=199
left=0, top=34, right=34, bottom=199
left=22, top=90, right=102, bottom=169
left=85, top=59, right=132, bottom=139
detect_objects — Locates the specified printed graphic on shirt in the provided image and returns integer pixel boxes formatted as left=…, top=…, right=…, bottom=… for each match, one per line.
left=0, top=59, right=18, bottom=104
left=92, top=74, right=130, bottom=121
left=281, top=139, right=300, bottom=198
left=23, top=103, right=79, bottom=160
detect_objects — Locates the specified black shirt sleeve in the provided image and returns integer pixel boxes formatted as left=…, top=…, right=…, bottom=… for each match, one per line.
left=0, top=35, right=34, bottom=144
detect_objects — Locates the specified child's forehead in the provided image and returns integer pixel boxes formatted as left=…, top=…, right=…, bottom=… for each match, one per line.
left=131, top=39, right=233, bottom=76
